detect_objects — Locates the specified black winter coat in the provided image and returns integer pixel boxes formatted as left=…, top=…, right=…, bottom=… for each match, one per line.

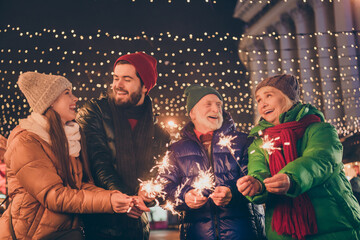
left=77, top=95, right=170, bottom=240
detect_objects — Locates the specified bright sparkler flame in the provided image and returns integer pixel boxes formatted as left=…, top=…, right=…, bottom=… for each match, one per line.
left=138, top=151, right=172, bottom=201
left=138, top=178, right=168, bottom=199
left=192, top=163, right=215, bottom=196
left=217, top=133, right=241, bottom=167
left=217, top=133, right=237, bottom=156
left=261, top=135, right=281, bottom=155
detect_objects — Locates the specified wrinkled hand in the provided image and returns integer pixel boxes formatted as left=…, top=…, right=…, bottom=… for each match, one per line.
left=138, top=186, right=155, bottom=203
left=237, top=175, right=262, bottom=197
left=263, top=173, right=290, bottom=195
left=110, top=192, right=133, bottom=213
left=126, top=196, right=150, bottom=219
left=184, top=189, right=208, bottom=209
left=210, top=186, right=232, bottom=207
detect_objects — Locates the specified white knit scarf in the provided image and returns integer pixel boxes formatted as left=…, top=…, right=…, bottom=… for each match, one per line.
left=19, top=112, right=81, bottom=157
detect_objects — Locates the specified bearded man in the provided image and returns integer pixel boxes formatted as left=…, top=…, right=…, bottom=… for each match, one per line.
left=77, top=52, right=170, bottom=240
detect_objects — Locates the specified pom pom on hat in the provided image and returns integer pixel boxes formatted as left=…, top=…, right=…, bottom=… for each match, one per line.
left=17, top=72, right=72, bottom=114
left=185, top=85, right=223, bottom=114
left=114, top=52, right=158, bottom=93
left=255, top=74, right=300, bottom=102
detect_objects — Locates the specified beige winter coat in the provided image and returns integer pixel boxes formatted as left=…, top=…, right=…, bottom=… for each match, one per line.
left=0, top=127, right=114, bottom=240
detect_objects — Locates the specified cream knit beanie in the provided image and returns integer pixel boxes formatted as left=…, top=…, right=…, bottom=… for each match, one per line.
left=18, top=72, right=72, bottom=114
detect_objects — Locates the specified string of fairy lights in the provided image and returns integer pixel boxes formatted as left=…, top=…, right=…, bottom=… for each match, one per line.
left=0, top=23, right=255, bottom=138
left=1, top=0, right=360, bottom=139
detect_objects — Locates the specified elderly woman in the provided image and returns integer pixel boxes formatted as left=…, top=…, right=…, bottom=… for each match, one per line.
left=237, top=74, right=360, bottom=240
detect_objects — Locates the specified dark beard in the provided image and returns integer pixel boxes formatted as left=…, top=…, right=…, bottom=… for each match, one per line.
left=111, top=88, right=142, bottom=108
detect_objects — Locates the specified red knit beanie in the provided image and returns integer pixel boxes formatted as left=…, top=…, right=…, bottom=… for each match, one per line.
left=113, top=52, right=158, bottom=93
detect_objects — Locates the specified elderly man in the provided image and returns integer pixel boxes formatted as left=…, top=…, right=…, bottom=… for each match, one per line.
left=77, top=52, right=170, bottom=240
left=160, top=85, right=265, bottom=240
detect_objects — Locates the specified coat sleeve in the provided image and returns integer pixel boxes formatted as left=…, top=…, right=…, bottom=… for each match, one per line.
left=246, top=139, right=271, bottom=204
left=76, top=100, right=130, bottom=193
left=279, top=122, right=343, bottom=197
left=160, top=150, right=192, bottom=212
left=10, top=135, right=113, bottom=214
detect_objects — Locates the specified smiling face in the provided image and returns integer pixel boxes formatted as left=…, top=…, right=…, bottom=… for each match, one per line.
left=255, top=86, right=294, bottom=125
left=112, top=63, right=147, bottom=107
left=51, top=88, right=78, bottom=124
left=190, top=94, right=223, bottom=133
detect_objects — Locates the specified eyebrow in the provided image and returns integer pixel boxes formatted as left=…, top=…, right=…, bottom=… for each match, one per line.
left=113, top=74, right=134, bottom=79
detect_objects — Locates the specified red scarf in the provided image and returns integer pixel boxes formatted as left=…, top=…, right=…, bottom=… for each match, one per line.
left=263, top=114, right=321, bottom=240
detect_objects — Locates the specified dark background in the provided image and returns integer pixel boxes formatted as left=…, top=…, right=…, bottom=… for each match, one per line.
left=0, top=0, right=253, bottom=138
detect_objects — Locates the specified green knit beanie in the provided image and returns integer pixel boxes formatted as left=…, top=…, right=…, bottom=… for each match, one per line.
left=184, top=85, right=223, bottom=114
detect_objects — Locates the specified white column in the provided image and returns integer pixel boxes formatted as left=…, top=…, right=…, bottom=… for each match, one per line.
left=263, top=26, right=282, bottom=77
left=334, top=0, right=360, bottom=134
left=248, top=39, right=268, bottom=123
left=274, top=13, right=300, bottom=76
left=309, top=0, right=344, bottom=127
left=290, top=3, right=323, bottom=110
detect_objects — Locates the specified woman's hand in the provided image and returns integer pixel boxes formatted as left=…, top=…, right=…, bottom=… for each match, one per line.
left=237, top=175, right=262, bottom=197
left=263, top=173, right=291, bottom=195
left=185, top=189, right=208, bottom=209
left=110, top=192, right=133, bottom=213
left=210, top=186, right=232, bottom=207
left=126, top=196, right=150, bottom=219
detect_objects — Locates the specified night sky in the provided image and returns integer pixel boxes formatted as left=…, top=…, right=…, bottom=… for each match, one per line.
left=0, top=0, right=253, bottom=138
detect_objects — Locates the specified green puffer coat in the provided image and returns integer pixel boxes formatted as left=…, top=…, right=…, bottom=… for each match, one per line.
left=247, top=103, right=360, bottom=240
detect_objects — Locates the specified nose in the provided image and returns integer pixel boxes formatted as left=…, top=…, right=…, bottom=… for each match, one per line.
left=114, top=79, right=125, bottom=89
left=211, top=104, right=220, bottom=113
left=72, top=94, right=79, bottom=103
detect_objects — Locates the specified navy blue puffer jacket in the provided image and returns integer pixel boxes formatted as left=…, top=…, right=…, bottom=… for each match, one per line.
left=161, top=112, right=266, bottom=240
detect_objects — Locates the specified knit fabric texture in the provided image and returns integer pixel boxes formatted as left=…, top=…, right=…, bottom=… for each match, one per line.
left=184, top=85, right=222, bottom=113
left=18, top=71, right=72, bottom=114
left=255, top=74, right=300, bottom=102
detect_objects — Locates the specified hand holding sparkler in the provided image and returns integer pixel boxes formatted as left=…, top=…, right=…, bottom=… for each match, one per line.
left=236, top=175, right=263, bottom=197
left=263, top=173, right=291, bottom=195
left=110, top=192, right=133, bottom=213
left=209, top=186, right=232, bottom=207
left=126, top=196, right=150, bottom=219
left=184, top=189, right=208, bottom=209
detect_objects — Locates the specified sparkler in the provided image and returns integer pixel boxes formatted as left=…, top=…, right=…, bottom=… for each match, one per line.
left=191, top=163, right=215, bottom=196
left=217, top=133, right=240, bottom=168
left=261, top=135, right=281, bottom=155
left=138, top=177, right=168, bottom=201
left=137, top=151, right=172, bottom=201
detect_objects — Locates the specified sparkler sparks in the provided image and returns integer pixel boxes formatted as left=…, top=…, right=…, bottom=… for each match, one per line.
left=138, top=177, right=168, bottom=200
left=217, top=133, right=241, bottom=167
left=191, top=163, right=215, bottom=196
left=261, top=135, right=281, bottom=155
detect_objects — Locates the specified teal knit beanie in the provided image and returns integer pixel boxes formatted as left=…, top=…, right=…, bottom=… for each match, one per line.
left=185, top=85, right=223, bottom=114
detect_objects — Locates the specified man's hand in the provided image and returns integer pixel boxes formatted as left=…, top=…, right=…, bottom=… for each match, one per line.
left=110, top=192, right=133, bottom=213
left=184, top=189, right=208, bottom=209
left=237, top=175, right=262, bottom=197
left=210, top=186, right=232, bottom=207
left=126, top=196, right=150, bottom=219
left=138, top=186, right=155, bottom=203
left=263, top=173, right=290, bottom=195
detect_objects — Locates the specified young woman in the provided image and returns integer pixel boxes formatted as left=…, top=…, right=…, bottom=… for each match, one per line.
left=0, top=72, right=149, bottom=240
left=237, top=74, right=360, bottom=240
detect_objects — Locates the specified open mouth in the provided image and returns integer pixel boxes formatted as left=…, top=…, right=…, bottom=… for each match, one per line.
left=208, top=116, right=218, bottom=120
left=116, top=91, right=128, bottom=95
left=264, top=109, right=274, bottom=115
left=70, top=105, right=77, bottom=111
